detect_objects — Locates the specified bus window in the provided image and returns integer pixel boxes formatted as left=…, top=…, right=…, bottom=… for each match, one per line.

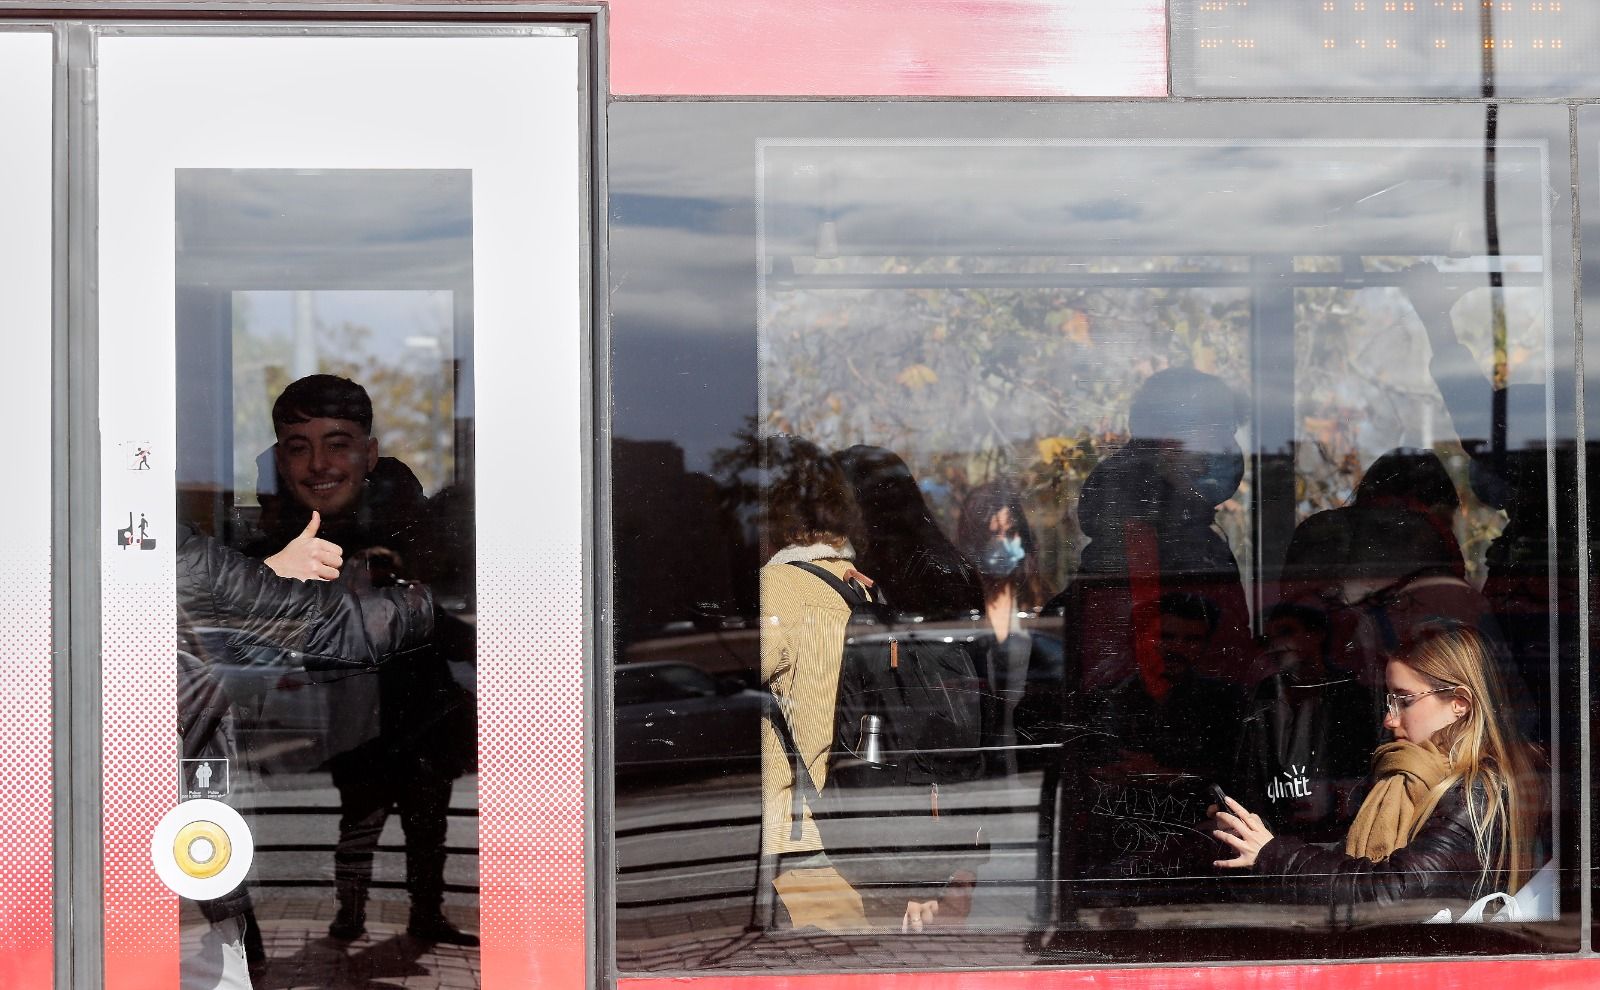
left=610, top=101, right=1580, bottom=971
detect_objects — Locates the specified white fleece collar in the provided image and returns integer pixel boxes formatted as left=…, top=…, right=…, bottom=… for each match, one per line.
left=766, top=541, right=855, bottom=567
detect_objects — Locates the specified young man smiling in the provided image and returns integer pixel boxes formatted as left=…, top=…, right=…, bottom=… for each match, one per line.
left=242, top=374, right=478, bottom=948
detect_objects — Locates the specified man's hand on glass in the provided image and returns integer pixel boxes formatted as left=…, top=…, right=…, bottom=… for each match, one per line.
left=264, top=510, right=345, bottom=582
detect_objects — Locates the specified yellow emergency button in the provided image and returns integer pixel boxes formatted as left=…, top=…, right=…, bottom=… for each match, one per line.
left=173, top=820, right=231, bottom=879
left=152, top=798, right=253, bottom=900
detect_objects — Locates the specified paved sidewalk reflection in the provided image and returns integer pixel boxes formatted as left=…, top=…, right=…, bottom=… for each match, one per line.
left=183, top=894, right=479, bottom=989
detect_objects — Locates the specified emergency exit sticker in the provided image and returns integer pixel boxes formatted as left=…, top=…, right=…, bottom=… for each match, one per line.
left=179, top=758, right=228, bottom=800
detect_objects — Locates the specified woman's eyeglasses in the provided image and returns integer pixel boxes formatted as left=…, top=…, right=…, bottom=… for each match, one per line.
left=1385, top=687, right=1455, bottom=718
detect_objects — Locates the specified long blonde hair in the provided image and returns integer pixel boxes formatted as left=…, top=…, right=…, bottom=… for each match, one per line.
left=1399, top=624, right=1543, bottom=893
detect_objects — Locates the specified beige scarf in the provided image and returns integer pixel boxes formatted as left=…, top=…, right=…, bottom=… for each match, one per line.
left=1344, top=740, right=1454, bottom=862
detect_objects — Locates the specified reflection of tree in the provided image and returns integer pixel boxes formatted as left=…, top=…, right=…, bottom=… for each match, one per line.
left=1294, top=256, right=1540, bottom=582
left=318, top=320, right=454, bottom=495
left=763, top=256, right=1252, bottom=591
left=763, top=254, right=1545, bottom=590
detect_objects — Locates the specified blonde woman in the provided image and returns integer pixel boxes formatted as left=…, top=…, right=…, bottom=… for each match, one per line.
left=1214, top=624, right=1541, bottom=910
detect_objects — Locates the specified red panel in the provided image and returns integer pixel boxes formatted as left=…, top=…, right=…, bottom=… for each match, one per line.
left=622, top=959, right=1600, bottom=990
left=478, top=552, right=587, bottom=989
left=607, top=0, right=1168, bottom=97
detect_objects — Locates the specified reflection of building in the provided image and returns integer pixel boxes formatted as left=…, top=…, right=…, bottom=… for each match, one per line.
left=613, top=438, right=748, bottom=651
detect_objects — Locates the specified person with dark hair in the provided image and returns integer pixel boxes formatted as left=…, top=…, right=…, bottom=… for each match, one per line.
left=1117, top=591, right=1248, bottom=784
left=834, top=444, right=982, bottom=622
left=1316, top=504, right=1501, bottom=691
left=1233, top=508, right=1381, bottom=844
left=1065, top=590, right=1247, bottom=905
left=1055, top=366, right=1254, bottom=694
left=1352, top=447, right=1465, bottom=579
left=955, top=479, right=1059, bottom=776
left=237, top=373, right=476, bottom=948
left=1051, top=367, right=1254, bottom=912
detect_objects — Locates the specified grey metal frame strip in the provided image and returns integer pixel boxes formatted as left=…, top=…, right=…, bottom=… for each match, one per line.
left=63, top=20, right=103, bottom=990
left=1570, top=102, right=1592, bottom=954
left=45, top=19, right=76, bottom=990
left=581, top=8, right=614, bottom=988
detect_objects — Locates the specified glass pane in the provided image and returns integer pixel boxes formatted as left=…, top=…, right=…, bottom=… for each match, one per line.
left=0, top=29, right=56, bottom=990
left=175, top=167, right=481, bottom=974
left=611, top=102, right=1580, bottom=972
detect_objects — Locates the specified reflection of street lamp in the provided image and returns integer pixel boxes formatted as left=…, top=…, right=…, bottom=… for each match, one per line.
left=815, top=164, right=839, bottom=260
left=292, top=290, right=317, bottom=378
left=1479, top=3, right=1507, bottom=456
left=815, top=219, right=839, bottom=260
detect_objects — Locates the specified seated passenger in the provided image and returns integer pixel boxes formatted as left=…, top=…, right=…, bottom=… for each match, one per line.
left=1233, top=601, right=1377, bottom=845
left=1094, top=592, right=1246, bottom=786
left=1214, top=624, right=1543, bottom=916
left=1233, top=508, right=1384, bottom=844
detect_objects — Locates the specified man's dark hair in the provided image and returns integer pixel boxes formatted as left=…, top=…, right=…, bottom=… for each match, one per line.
left=271, top=374, right=373, bottom=434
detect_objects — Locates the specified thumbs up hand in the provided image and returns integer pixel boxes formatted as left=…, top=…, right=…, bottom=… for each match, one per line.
left=264, top=511, right=345, bottom=582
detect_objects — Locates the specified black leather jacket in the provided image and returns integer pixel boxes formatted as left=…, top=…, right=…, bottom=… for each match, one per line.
left=174, top=523, right=435, bottom=922
left=1254, top=777, right=1506, bottom=910
left=177, top=521, right=434, bottom=675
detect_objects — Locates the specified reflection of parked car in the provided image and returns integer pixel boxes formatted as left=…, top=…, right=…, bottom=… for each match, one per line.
left=614, top=661, right=764, bottom=777
left=185, top=626, right=342, bottom=774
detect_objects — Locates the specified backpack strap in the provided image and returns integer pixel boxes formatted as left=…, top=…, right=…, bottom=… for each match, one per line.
left=761, top=694, right=820, bottom=842
left=786, top=559, right=880, bottom=606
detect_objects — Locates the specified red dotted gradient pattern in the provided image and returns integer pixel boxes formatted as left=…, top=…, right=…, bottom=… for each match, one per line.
left=102, top=579, right=179, bottom=990
left=477, top=547, right=587, bottom=988
left=0, top=554, right=52, bottom=989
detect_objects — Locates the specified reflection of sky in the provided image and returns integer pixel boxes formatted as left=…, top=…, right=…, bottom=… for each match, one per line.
left=176, top=168, right=472, bottom=289
left=609, top=105, right=1563, bottom=475
left=762, top=142, right=1548, bottom=258
left=236, top=290, right=454, bottom=364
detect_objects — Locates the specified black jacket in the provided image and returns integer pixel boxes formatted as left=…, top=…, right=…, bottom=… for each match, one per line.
left=1254, top=777, right=1506, bottom=911
left=178, top=521, right=434, bottom=679
left=1050, top=442, right=1255, bottom=693
left=175, top=522, right=434, bottom=922
left=239, top=457, right=474, bottom=773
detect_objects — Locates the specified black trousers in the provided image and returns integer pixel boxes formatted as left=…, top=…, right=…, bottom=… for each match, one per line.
left=329, top=749, right=454, bottom=915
